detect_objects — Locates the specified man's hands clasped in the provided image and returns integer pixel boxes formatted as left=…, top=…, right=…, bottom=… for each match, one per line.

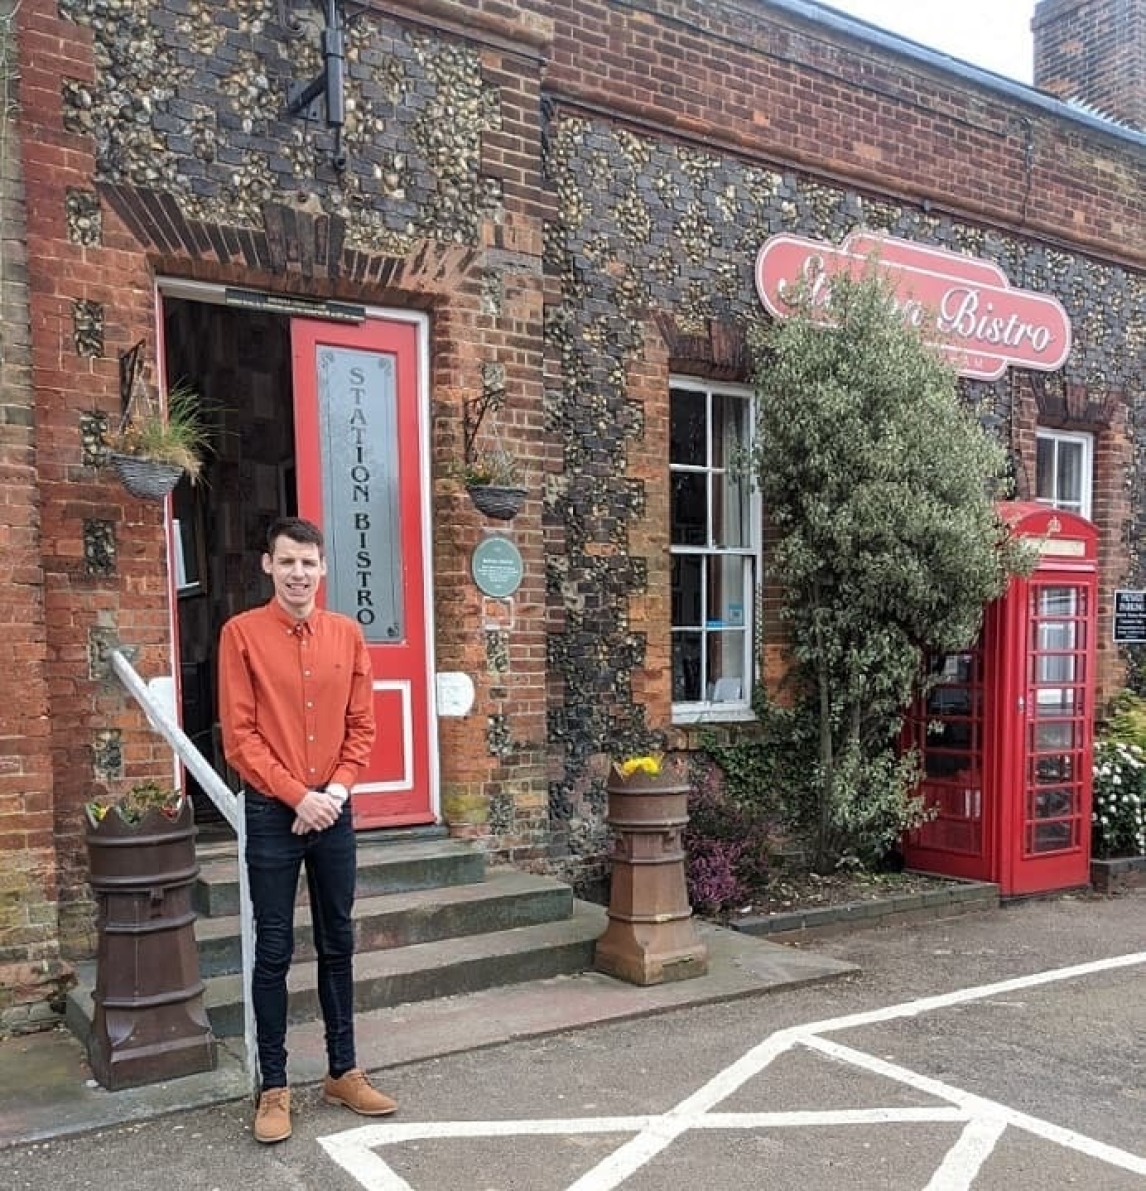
left=292, top=784, right=349, bottom=835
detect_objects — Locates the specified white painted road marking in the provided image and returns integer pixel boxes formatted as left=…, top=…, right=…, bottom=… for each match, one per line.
left=318, top=950, right=1146, bottom=1191
left=806, top=1036, right=1146, bottom=1178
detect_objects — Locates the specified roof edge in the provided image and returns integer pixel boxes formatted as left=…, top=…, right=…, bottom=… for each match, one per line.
left=767, top=0, right=1146, bottom=149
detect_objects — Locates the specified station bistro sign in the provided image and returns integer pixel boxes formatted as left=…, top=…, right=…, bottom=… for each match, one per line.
left=755, top=231, right=1072, bottom=381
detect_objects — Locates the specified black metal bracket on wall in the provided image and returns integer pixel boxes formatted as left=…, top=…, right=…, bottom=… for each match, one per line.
left=282, top=0, right=358, bottom=174
left=118, top=339, right=146, bottom=419
left=463, top=394, right=492, bottom=464
left=463, top=364, right=509, bottom=463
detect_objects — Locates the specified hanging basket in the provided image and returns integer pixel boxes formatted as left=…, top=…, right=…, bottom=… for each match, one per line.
left=107, top=452, right=185, bottom=501
left=467, top=484, right=526, bottom=521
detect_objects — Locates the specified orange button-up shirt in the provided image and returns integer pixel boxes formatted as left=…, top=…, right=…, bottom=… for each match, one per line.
left=218, top=599, right=375, bottom=808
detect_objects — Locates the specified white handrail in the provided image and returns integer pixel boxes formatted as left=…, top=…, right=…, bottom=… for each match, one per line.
left=109, top=649, right=259, bottom=1097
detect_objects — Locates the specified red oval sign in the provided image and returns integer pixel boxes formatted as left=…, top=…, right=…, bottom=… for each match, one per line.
left=755, top=231, right=1072, bottom=381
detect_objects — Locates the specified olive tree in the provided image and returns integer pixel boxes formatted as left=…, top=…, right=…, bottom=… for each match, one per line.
left=751, top=270, right=1031, bottom=870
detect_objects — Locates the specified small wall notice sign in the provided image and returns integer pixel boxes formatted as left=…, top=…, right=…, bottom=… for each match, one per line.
left=471, top=536, right=524, bottom=599
left=1113, top=590, right=1146, bottom=643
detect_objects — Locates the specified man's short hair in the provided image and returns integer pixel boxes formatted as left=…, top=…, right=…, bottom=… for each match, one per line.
left=267, top=516, right=324, bottom=554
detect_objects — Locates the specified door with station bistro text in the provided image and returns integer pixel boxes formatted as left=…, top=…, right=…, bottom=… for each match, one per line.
left=290, top=315, right=435, bottom=829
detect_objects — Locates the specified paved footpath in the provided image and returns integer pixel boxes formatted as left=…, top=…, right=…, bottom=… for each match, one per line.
left=2, top=891, right=1143, bottom=1190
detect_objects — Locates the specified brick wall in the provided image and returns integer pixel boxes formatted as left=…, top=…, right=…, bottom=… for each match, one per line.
left=1034, top=0, right=1146, bottom=130
left=545, top=0, right=1144, bottom=260
left=14, top=0, right=168, bottom=955
left=0, top=0, right=73, bottom=1027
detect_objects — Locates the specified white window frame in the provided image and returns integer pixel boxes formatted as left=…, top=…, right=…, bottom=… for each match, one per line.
left=669, top=377, right=761, bottom=724
left=1035, top=428, right=1093, bottom=520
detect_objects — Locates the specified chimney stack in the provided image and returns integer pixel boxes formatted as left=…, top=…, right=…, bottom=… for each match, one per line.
left=1032, top=0, right=1145, bottom=129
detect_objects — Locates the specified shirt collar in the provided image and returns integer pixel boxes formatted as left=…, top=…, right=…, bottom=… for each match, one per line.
left=266, top=598, right=314, bottom=636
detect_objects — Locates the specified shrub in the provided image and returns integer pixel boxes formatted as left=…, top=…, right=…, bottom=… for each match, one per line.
left=1092, top=740, right=1146, bottom=859
left=1104, top=690, right=1146, bottom=749
left=684, top=765, right=774, bottom=917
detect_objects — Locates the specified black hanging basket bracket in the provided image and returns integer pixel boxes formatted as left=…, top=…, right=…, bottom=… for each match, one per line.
left=463, top=389, right=504, bottom=464
left=283, top=0, right=363, bottom=173
left=118, top=339, right=146, bottom=425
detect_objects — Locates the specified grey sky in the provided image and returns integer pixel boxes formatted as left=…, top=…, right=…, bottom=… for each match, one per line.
left=820, top=1, right=1036, bottom=83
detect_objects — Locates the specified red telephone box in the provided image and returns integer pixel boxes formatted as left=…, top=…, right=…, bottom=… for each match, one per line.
left=904, top=503, right=1098, bottom=897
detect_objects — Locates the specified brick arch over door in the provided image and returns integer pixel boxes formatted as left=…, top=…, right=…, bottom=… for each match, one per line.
left=97, top=184, right=478, bottom=294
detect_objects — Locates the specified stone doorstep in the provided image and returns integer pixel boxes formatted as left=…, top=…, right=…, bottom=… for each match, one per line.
left=731, top=879, right=1002, bottom=942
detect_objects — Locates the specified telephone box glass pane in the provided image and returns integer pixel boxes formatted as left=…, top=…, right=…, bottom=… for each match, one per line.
left=1034, top=788, right=1074, bottom=817
left=1034, top=755, right=1074, bottom=785
left=1035, top=721, right=1076, bottom=750
left=1032, top=820, right=1076, bottom=852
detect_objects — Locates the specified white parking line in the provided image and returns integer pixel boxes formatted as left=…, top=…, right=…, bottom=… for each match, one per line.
left=925, top=1118, right=1007, bottom=1191
left=318, top=950, right=1146, bottom=1191
left=806, top=1035, right=1146, bottom=1178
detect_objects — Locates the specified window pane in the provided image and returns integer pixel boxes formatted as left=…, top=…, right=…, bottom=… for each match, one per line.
left=706, top=630, right=746, bottom=702
left=673, top=632, right=703, bottom=702
left=706, top=555, right=748, bottom=629
left=670, top=388, right=706, bottom=466
left=713, top=471, right=750, bottom=547
left=1056, top=441, right=1082, bottom=506
left=318, top=347, right=404, bottom=640
left=672, top=554, right=703, bottom=627
left=1036, top=437, right=1055, bottom=502
left=711, top=393, right=748, bottom=468
left=671, top=472, right=708, bottom=545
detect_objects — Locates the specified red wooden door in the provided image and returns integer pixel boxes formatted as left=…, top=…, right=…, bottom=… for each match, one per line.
left=291, top=316, right=435, bottom=829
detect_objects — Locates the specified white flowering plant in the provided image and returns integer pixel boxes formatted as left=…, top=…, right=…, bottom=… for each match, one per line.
left=1092, top=739, right=1146, bottom=859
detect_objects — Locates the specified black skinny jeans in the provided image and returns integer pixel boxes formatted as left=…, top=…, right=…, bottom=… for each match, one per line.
left=244, top=790, right=357, bottom=1091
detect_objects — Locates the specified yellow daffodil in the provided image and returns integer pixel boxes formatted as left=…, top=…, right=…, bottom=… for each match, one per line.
left=615, top=754, right=663, bottom=779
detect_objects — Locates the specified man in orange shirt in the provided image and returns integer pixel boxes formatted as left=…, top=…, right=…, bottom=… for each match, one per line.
left=219, top=516, right=397, bottom=1144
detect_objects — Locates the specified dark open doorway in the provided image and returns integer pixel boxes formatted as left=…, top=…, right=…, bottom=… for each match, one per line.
left=162, top=299, right=295, bottom=832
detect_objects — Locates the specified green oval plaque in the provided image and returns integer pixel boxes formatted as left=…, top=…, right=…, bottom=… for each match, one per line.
left=471, top=536, right=524, bottom=598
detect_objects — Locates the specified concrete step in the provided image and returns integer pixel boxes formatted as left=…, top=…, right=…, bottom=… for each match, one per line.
left=192, top=837, right=487, bottom=918
left=66, top=901, right=607, bottom=1042
left=194, top=868, right=576, bottom=978
left=204, top=901, right=605, bottom=1037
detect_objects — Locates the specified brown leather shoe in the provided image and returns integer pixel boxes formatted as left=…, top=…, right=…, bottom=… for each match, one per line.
left=322, top=1068, right=397, bottom=1116
left=253, top=1086, right=292, bottom=1144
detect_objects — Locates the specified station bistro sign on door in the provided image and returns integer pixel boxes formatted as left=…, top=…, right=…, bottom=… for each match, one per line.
left=755, top=230, right=1073, bottom=381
